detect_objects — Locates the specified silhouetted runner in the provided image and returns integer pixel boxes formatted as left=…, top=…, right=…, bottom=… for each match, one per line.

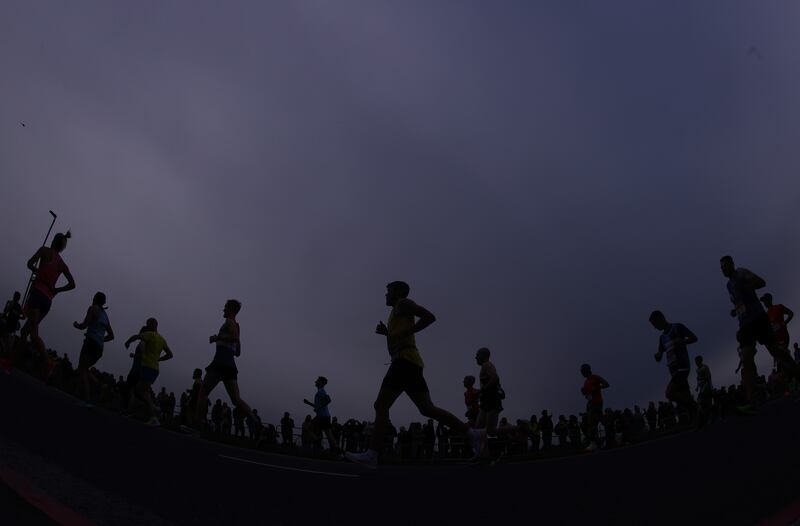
left=474, top=348, right=505, bottom=434
left=124, top=318, right=173, bottom=426
left=649, top=310, right=699, bottom=423
left=73, top=292, right=114, bottom=407
left=303, top=376, right=338, bottom=452
left=721, top=256, right=800, bottom=413
left=463, top=375, right=480, bottom=426
left=694, top=355, right=713, bottom=420
left=194, top=300, right=260, bottom=435
left=760, top=293, right=794, bottom=350
left=345, top=281, right=483, bottom=468
left=580, top=363, right=609, bottom=451
left=122, top=326, right=146, bottom=416
left=18, top=232, right=75, bottom=379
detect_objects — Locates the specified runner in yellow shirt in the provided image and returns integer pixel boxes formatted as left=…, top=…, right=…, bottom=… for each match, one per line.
left=124, top=318, right=173, bottom=427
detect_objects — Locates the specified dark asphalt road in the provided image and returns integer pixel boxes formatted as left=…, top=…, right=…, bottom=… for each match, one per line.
left=2, top=370, right=799, bottom=526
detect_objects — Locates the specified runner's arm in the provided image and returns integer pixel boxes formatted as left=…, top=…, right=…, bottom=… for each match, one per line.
left=681, top=325, right=698, bottom=345
left=654, top=341, right=664, bottom=362
left=104, top=321, right=114, bottom=342
left=124, top=334, right=142, bottom=349
left=784, top=306, right=794, bottom=325
left=73, top=305, right=98, bottom=330
left=54, top=265, right=76, bottom=295
left=159, top=345, right=173, bottom=362
left=597, top=376, right=610, bottom=389
left=26, top=248, right=44, bottom=272
left=401, top=300, right=436, bottom=335
left=740, top=268, right=766, bottom=290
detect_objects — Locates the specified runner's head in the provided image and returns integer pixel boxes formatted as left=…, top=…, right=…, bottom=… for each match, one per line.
left=648, top=310, right=668, bottom=331
left=580, top=363, right=592, bottom=377
left=759, top=293, right=773, bottom=308
left=720, top=255, right=735, bottom=278
left=145, top=317, right=158, bottom=331
left=13, top=291, right=20, bottom=302
left=92, top=292, right=106, bottom=308
left=51, top=231, right=71, bottom=252
left=695, top=355, right=704, bottom=366
left=192, top=368, right=203, bottom=379
left=463, top=375, right=475, bottom=388
left=315, top=376, right=328, bottom=388
left=224, top=299, right=241, bottom=318
left=385, top=281, right=410, bottom=306
left=475, top=347, right=491, bottom=365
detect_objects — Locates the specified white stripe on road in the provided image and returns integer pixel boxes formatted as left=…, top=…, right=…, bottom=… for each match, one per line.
left=218, top=454, right=361, bottom=478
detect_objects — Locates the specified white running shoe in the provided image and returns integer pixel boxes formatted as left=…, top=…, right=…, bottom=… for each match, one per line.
left=344, top=449, right=378, bottom=469
left=583, top=441, right=598, bottom=452
left=466, top=428, right=486, bottom=457
left=147, top=417, right=161, bottom=427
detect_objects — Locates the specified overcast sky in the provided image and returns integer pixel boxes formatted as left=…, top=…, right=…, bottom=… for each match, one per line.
left=2, top=1, right=799, bottom=426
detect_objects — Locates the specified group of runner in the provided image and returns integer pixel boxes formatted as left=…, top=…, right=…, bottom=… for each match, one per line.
left=1, top=232, right=797, bottom=468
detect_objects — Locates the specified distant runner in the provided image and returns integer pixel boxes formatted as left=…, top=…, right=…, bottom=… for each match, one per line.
left=474, top=348, right=505, bottom=436
left=463, top=375, right=480, bottom=426
left=649, top=310, right=699, bottom=423
left=303, top=376, right=338, bottom=452
left=194, top=300, right=260, bottom=436
left=73, top=292, right=114, bottom=407
left=580, top=363, right=609, bottom=451
left=124, top=318, right=173, bottom=426
left=19, top=231, right=75, bottom=378
left=760, top=294, right=794, bottom=367
left=344, top=281, right=483, bottom=468
left=122, top=326, right=146, bottom=416
left=694, top=355, right=713, bottom=419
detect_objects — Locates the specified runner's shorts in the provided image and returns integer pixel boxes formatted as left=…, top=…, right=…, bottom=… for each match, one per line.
left=380, top=359, right=429, bottom=394
left=140, top=366, right=159, bottom=385
left=313, top=416, right=332, bottom=430
left=25, top=288, right=52, bottom=321
left=78, top=338, right=103, bottom=369
left=736, top=313, right=775, bottom=348
left=206, top=361, right=238, bottom=382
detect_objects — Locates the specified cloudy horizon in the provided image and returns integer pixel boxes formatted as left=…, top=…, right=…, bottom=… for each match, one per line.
left=2, top=1, right=800, bottom=427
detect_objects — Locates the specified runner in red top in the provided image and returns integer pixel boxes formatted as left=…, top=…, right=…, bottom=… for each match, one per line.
left=580, top=363, right=609, bottom=452
left=18, top=232, right=75, bottom=379
left=463, top=375, right=480, bottom=425
left=760, top=294, right=794, bottom=348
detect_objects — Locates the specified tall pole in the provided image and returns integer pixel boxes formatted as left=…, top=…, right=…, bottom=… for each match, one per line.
left=21, top=210, right=57, bottom=308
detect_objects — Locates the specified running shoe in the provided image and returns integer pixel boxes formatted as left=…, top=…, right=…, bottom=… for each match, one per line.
left=147, top=417, right=161, bottom=427
left=583, top=442, right=598, bottom=452
left=466, top=428, right=487, bottom=457
left=344, top=449, right=378, bottom=469
left=734, top=404, right=757, bottom=415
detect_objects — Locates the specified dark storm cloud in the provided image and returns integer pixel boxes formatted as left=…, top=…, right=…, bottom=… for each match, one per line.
left=2, top=1, right=800, bottom=424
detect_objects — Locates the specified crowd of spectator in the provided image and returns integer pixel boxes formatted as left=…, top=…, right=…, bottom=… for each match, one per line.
left=6, top=334, right=794, bottom=464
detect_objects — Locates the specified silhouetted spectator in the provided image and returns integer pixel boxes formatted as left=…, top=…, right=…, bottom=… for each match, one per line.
left=211, top=399, right=223, bottom=435
left=555, top=415, right=569, bottom=447
left=246, top=409, right=262, bottom=440
left=529, top=415, right=541, bottom=453
left=280, top=412, right=294, bottom=446
left=233, top=405, right=246, bottom=438
left=540, top=410, right=553, bottom=449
